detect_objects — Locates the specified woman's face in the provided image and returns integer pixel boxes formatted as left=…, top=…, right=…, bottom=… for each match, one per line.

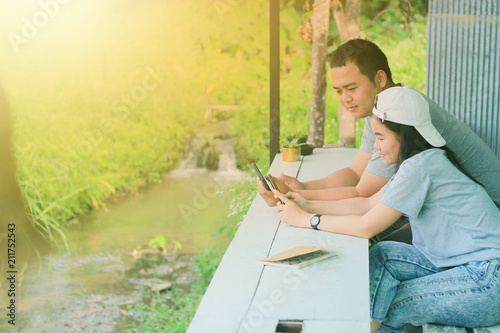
left=371, top=117, right=401, bottom=165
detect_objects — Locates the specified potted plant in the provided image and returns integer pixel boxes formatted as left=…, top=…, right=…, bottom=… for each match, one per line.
left=285, top=132, right=315, bottom=156
left=281, top=138, right=305, bottom=162
left=286, top=132, right=308, bottom=145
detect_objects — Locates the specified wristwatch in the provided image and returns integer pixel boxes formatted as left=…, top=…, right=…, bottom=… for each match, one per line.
left=310, top=214, right=322, bottom=230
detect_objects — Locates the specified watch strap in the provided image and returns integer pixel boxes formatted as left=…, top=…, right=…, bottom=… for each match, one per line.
left=310, top=214, right=322, bottom=230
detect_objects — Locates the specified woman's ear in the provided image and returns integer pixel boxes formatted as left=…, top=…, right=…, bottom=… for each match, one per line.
left=375, top=70, right=388, bottom=89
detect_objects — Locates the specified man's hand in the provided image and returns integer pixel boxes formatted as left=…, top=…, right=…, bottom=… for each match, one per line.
left=258, top=175, right=296, bottom=207
left=257, top=178, right=279, bottom=206
left=269, top=175, right=292, bottom=193
left=279, top=173, right=305, bottom=190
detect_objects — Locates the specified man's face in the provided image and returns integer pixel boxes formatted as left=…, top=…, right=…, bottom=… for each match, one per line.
left=331, top=62, right=383, bottom=119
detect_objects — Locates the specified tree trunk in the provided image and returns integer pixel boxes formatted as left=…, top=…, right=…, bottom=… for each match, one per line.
left=309, top=0, right=330, bottom=147
left=331, top=0, right=360, bottom=147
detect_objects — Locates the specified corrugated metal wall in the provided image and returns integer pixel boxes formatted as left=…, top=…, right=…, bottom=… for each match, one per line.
left=426, top=0, right=500, bottom=157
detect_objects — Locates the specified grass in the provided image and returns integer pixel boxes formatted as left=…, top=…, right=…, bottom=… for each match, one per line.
left=125, top=245, right=225, bottom=332
left=122, top=176, right=254, bottom=332
left=0, top=0, right=243, bottom=246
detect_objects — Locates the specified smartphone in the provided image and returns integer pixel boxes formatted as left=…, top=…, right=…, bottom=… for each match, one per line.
left=252, top=163, right=271, bottom=191
left=265, top=174, right=285, bottom=204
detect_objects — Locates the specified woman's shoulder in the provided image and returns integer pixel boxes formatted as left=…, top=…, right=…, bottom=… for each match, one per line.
left=401, top=148, right=447, bottom=169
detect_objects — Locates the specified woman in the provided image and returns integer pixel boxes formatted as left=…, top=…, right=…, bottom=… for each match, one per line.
left=272, top=86, right=500, bottom=332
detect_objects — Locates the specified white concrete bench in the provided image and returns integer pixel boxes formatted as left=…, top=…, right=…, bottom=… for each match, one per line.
left=187, top=148, right=370, bottom=333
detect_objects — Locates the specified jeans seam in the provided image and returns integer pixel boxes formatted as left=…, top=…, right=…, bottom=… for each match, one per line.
left=465, top=261, right=490, bottom=283
left=400, top=275, right=470, bottom=289
left=390, top=285, right=484, bottom=310
left=384, top=257, right=440, bottom=277
left=371, top=261, right=389, bottom=321
left=390, top=262, right=500, bottom=310
left=478, top=261, right=500, bottom=302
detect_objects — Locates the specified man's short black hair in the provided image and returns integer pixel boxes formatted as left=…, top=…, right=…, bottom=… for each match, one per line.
left=330, top=39, right=394, bottom=84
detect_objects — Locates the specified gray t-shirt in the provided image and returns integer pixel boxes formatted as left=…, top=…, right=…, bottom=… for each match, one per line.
left=360, top=85, right=500, bottom=208
left=380, top=149, right=500, bottom=268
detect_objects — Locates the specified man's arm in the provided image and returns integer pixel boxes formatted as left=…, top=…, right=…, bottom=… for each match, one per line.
left=298, top=170, right=390, bottom=201
left=258, top=149, right=386, bottom=206
left=260, top=150, right=371, bottom=206
left=297, top=150, right=372, bottom=190
left=303, top=191, right=384, bottom=216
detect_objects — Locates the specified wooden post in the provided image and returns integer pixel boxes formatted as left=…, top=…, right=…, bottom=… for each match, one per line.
left=331, top=0, right=360, bottom=147
left=309, top=0, right=331, bottom=147
left=270, top=0, right=280, bottom=164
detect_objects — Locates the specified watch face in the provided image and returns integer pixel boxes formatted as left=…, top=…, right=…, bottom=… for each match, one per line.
left=311, top=215, right=320, bottom=228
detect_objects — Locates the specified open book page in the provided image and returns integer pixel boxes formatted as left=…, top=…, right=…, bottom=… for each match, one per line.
left=259, top=246, right=336, bottom=269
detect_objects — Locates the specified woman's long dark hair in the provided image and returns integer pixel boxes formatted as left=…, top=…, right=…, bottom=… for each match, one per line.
left=380, top=118, right=482, bottom=185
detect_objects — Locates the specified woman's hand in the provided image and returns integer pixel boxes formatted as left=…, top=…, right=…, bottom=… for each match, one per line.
left=273, top=190, right=311, bottom=229
left=285, top=191, right=310, bottom=211
left=279, top=173, right=305, bottom=190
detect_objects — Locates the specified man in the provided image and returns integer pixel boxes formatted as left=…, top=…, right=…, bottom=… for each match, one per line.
left=258, top=39, right=500, bottom=215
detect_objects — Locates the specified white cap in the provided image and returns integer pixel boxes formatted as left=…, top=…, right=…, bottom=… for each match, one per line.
left=372, top=86, right=446, bottom=147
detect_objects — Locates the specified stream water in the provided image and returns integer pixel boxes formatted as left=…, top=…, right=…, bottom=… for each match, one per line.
left=5, top=122, right=246, bottom=332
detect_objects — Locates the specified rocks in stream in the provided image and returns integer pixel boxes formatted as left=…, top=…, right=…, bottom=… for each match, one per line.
left=195, top=139, right=220, bottom=170
left=177, top=119, right=239, bottom=173
left=151, top=282, right=172, bottom=292
left=127, top=251, right=195, bottom=293
left=10, top=250, right=197, bottom=332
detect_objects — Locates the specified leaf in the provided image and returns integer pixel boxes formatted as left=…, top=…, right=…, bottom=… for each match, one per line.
left=156, top=235, right=166, bottom=248
left=98, top=179, right=116, bottom=193
left=172, top=240, right=182, bottom=253
left=91, top=197, right=99, bottom=210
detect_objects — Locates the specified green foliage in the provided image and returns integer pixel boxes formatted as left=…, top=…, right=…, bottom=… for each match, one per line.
left=226, top=175, right=258, bottom=234
left=231, top=0, right=428, bottom=166
left=362, top=2, right=428, bottom=92
left=0, top=0, right=269, bottom=244
left=280, top=137, right=306, bottom=148
left=172, top=240, right=183, bottom=254
left=148, top=235, right=167, bottom=252
left=125, top=245, right=224, bottom=332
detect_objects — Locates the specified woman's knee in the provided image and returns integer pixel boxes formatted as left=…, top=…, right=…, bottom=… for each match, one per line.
left=369, top=241, right=406, bottom=265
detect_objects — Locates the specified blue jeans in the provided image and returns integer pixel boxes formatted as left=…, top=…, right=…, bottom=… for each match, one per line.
left=370, top=241, right=500, bottom=332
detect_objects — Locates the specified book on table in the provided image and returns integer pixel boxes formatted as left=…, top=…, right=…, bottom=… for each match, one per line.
left=258, top=245, right=336, bottom=269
